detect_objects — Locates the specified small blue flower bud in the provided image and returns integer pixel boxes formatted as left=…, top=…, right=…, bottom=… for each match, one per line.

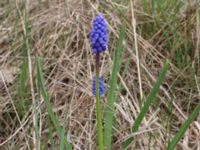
left=90, top=15, right=107, bottom=54
left=92, top=76, right=104, bottom=96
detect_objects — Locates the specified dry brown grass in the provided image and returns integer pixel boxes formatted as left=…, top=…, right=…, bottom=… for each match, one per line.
left=0, top=0, right=199, bottom=149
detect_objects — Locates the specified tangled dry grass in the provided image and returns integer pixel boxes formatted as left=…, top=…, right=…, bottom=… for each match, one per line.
left=0, top=0, right=199, bottom=149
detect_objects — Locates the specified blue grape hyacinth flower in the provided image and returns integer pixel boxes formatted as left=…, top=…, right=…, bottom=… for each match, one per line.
left=90, top=15, right=107, bottom=54
left=92, top=76, right=104, bottom=96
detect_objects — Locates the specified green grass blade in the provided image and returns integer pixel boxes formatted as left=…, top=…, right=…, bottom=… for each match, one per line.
left=104, top=26, right=126, bottom=149
left=59, top=121, right=67, bottom=150
left=166, top=103, right=200, bottom=150
left=122, top=62, right=169, bottom=149
left=59, top=103, right=70, bottom=150
left=17, top=13, right=30, bottom=117
left=36, top=56, right=72, bottom=150
left=50, top=130, right=55, bottom=150
left=18, top=57, right=28, bottom=116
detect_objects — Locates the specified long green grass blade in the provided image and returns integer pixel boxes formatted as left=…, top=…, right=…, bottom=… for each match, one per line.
left=36, top=56, right=72, bottom=150
left=17, top=11, right=29, bottom=116
left=104, top=26, right=125, bottom=149
left=18, top=57, right=28, bottom=116
left=122, top=62, right=169, bottom=149
left=166, top=103, right=200, bottom=150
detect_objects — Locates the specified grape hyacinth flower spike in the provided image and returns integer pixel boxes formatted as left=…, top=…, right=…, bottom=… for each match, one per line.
left=90, top=14, right=107, bottom=150
left=90, top=14, right=107, bottom=96
left=90, top=15, right=107, bottom=54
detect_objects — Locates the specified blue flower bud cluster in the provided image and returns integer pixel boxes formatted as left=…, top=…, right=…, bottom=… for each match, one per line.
left=92, top=76, right=104, bottom=96
left=90, top=15, right=107, bottom=54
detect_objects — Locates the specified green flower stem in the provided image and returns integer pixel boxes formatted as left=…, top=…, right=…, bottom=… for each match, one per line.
left=95, top=52, right=104, bottom=150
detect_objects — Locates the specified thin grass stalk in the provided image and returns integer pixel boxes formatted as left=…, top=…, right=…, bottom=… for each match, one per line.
left=95, top=52, right=104, bottom=150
